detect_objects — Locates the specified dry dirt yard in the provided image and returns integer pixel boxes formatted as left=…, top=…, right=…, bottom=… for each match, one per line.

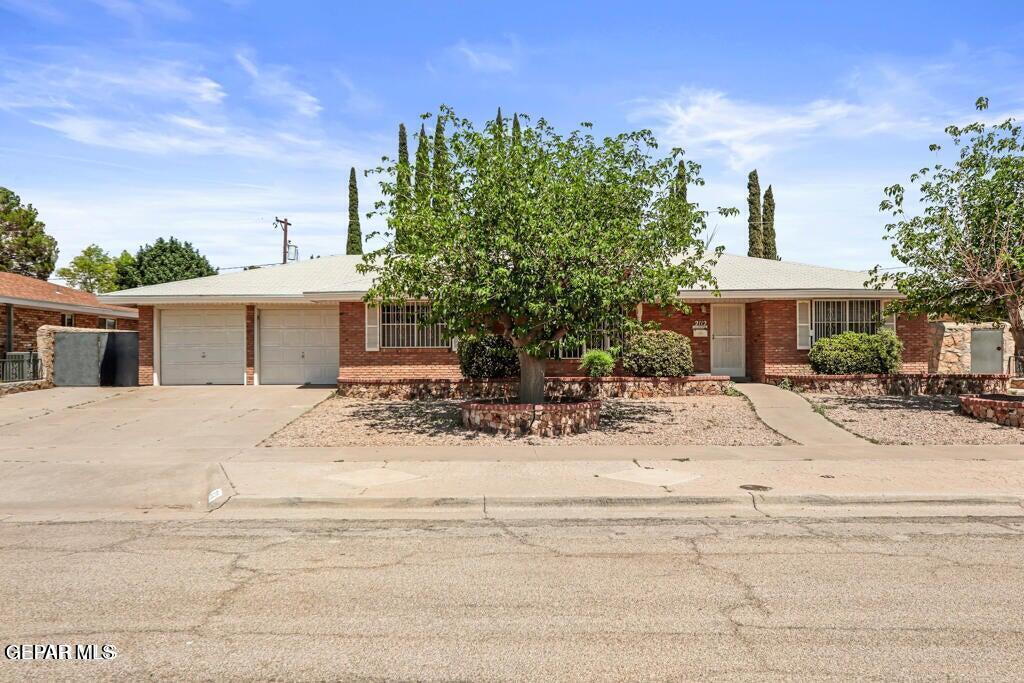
left=263, top=395, right=789, bottom=447
left=808, top=394, right=1024, bottom=445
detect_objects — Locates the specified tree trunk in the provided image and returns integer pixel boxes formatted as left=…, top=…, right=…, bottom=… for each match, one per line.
left=518, top=351, right=546, bottom=404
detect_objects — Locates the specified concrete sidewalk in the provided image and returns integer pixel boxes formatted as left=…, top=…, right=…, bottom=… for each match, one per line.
left=734, top=382, right=865, bottom=445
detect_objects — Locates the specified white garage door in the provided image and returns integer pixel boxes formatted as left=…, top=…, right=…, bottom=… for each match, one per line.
left=259, top=308, right=339, bottom=385
left=160, top=309, right=245, bottom=385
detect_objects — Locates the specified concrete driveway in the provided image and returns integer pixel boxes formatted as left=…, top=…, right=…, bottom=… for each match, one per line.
left=0, top=385, right=334, bottom=450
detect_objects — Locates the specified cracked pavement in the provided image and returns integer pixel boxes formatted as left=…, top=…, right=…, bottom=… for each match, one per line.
left=1, top=517, right=1023, bottom=680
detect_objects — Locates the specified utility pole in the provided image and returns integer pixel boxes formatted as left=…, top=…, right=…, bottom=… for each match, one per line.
left=274, top=217, right=291, bottom=265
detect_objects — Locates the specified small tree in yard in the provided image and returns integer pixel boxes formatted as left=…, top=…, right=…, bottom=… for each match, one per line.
left=362, top=107, right=730, bottom=403
left=871, top=98, right=1024, bottom=373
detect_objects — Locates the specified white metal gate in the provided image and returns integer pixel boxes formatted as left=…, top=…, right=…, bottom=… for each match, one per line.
left=971, top=328, right=1004, bottom=374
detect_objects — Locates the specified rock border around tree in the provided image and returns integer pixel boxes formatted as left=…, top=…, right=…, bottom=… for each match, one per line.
left=460, top=399, right=601, bottom=437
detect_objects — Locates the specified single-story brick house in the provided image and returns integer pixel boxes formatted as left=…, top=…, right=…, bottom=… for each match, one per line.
left=98, top=253, right=937, bottom=387
left=1, top=271, right=139, bottom=356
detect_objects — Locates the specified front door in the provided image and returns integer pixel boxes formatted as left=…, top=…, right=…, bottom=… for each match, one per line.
left=711, top=304, right=745, bottom=377
left=971, top=328, right=1004, bottom=374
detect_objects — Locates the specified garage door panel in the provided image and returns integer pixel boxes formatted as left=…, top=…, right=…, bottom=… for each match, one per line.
left=259, top=307, right=339, bottom=385
left=161, top=308, right=245, bottom=385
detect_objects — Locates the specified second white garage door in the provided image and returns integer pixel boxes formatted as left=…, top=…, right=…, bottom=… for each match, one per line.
left=161, top=308, right=245, bottom=385
left=259, top=308, right=339, bottom=385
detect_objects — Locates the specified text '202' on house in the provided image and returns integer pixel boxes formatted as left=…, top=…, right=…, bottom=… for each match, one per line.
left=96, top=253, right=935, bottom=387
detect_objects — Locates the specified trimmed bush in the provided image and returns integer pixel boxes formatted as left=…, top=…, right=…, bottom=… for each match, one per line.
left=620, top=330, right=694, bottom=377
left=580, top=349, right=615, bottom=377
left=457, top=335, right=520, bottom=379
left=807, top=330, right=903, bottom=375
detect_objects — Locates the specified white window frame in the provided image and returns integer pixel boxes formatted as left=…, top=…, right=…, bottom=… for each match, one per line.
left=379, top=302, right=450, bottom=349
left=60, top=313, right=75, bottom=327
left=100, top=318, right=116, bottom=330
left=798, top=299, right=897, bottom=349
left=552, top=322, right=623, bottom=360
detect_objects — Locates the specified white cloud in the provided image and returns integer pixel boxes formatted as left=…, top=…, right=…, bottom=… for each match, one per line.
left=0, top=0, right=67, bottom=22
left=90, top=0, right=190, bottom=24
left=234, top=48, right=322, bottom=118
left=628, top=88, right=928, bottom=170
left=449, top=39, right=519, bottom=74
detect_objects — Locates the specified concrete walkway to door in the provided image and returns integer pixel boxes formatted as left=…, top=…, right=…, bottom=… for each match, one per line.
left=734, top=383, right=866, bottom=446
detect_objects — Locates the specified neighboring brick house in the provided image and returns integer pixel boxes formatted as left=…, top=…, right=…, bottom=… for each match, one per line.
left=100, top=253, right=940, bottom=387
left=0, top=271, right=139, bottom=356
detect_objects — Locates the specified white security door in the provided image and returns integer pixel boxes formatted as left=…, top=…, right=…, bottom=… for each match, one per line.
left=160, top=308, right=245, bottom=385
left=711, top=304, right=746, bottom=377
left=259, top=308, right=339, bottom=385
left=971, top=328, right=1004, bottom=374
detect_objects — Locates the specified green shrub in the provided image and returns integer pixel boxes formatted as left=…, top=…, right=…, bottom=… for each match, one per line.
left=807, top=330, right=903, bottom=375
left=458, top=335, right=520, bottom=379
left=580, top=349, right=615, bottom=377
left=620, top=330, right=694, bottom=377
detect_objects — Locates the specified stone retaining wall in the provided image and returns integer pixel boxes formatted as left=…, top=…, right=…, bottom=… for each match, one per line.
left=959, top=395, right=1024, bottom=428
left=0, top=378, right=52, bottom=397
left=764, top=373, right=1008, bottom=396
left=336, top=375, right=731, bottom=400
left=461, top=399, right=602, bottom=436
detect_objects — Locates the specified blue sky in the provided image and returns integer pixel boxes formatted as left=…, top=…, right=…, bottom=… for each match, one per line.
left=2, top=1, right=1022, bottom=276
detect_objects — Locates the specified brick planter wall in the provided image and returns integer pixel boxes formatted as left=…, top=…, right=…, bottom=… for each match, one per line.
left=764, top=373, right=1009, bottom=396
left=336, top=375, right=731, bottom=400
left=461, top=399, right=602, bottom=436
left=960, top=394, right=1024, bottom=428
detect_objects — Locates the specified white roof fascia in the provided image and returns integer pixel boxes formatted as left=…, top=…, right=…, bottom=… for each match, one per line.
left=302, top=290, right=366, bottom=302
left=97, top=294, right=308, bottom=305
left=1, top=296, right=139, bottom=318
left=677, top=289, right=902, bottom=300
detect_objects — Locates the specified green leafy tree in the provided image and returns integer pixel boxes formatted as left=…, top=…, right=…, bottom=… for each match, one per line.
left=346, top=167, right=362, bottom=255
left=56, top=244, right=117, bottom=292
left=872, top=97, right=1024, bottom=371
left=363, top=106, right=730, bottom=403
left=511, top=112, right=522, bottom=147
left=118, top=237, right=217, bottom=289
left=746, top=170, right=763, bottom=258
left=412, top=123, right=432, bottom=215
left=394, top=123, right=411, bottom=251
left=112, top=250, right=136, bottom=290
left=762, top=185, right=778, bottom=260
left=0, top=187, right=58, bottom=280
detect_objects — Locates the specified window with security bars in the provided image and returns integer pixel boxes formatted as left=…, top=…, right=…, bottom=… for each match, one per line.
left=812, top=300, right=882, bottom=341
left=550, top=322, right=624, bottom=360
left=380, top=303, right=449, bottom=348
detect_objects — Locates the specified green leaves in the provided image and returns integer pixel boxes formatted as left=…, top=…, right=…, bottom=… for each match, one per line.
left=56, top=244, right=117, bottom=293
left=0, top=187, right=58, bottom=280
left=120, top=237, right=217, bottom=289
left=363, top=106, right=722, bottom=367
left=346, top=167, right=362, bottom=255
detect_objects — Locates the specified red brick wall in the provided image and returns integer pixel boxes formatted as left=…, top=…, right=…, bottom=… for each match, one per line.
left=746, top=300, right=932, bottom=380
left=245, top=305, right=255, bottom=385
left=0, top=304, right=6, bottom=352
left=138, top=306, right=154, bottom=385
left=642, top=302, right=711, bottom=373
left=897, top=313, right=930, bottom=373
left=10, top=307, right=61, bottom=352
left=116, top=318, right=139, bottom=331
left=338, top=302, right=463, bottom=380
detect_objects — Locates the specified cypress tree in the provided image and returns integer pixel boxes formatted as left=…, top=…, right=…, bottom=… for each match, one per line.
left=396, top=123, right=411, bottom=215
left=673, top=160, right=688, bottom=204
left=762, top=185, right=777, bottom=260
left=413, top=123, right=432, bottom=211
left=346, top=167, right=362, bottom=255
left=746, top=169, right=763, bottom=258
left=494, top=107, right=504, bottom=151
left=432, top=117, right=450, bottom=214
left=511, top=112, right=521, bottom=148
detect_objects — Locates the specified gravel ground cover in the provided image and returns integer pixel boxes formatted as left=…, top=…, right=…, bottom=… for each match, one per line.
left=263, top=395, right=789, bottom=447
left=808, top=393, right=1024, bottom=445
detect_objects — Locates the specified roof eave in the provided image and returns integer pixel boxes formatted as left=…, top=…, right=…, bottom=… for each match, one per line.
left=676, top=288, right=903, bottom=300
left=1, top=295, right=138, bottom=318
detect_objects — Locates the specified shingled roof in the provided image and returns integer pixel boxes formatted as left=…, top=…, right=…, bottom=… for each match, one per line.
left=0, top=271, right=138, bottom=317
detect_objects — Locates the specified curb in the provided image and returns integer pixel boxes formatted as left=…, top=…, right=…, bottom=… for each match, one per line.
left=197, top=464, right=234, bottom=512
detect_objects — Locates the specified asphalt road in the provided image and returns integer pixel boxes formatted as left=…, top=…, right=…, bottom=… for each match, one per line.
left=1, top=516, right=1023, bottom=681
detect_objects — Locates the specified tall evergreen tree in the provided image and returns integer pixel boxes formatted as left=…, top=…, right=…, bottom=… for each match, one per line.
left=346, top=167, right=362, bottom=255
left=673, top=160, right=688, bottom=204
left=511, top=112, right=521, bottom=148
left=746, top=169, right=763, bottom=258
left=432, top=117, right=451, bottom=214
left=762, top=185, right=777, bottom=260
left=396, top=123, right=411, bottom=213
left=494, top=107, right=504, bottom=151
left=413, top=123, right=432, bottom=212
